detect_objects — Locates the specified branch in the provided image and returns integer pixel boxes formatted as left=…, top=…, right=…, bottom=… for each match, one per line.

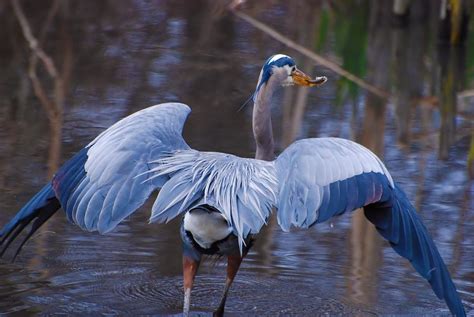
left=11, top=0, right=68, bottom=176
left=232, top=10, right=390, bottom=99
left=458, top=89, right=474, bottom=98
left=11, top=0, right=63, bottom=120
left=39, top=0, right=60, bottom=45
left=11, top=0, right=58, bottom=78
left=28, top=54, right=58, bottom=120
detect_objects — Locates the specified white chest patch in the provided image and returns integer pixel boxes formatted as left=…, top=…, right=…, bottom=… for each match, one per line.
left=183, top=209, right=233, bottom=249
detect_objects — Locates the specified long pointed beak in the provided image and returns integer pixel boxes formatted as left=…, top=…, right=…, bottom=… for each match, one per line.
left=292, top=68, right=327, bottom=87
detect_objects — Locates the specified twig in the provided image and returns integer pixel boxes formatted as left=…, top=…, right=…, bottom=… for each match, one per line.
left=458, top=89, right=474, bottom=98
left=11, top=0, right=63, bottom=121
left=11, top=0, right=65, bottom=176
left=39, top=0, right=60, bottom=45
left=232, top=10, right=391, bottom=99
left=11, top=0, right=58, bottom=78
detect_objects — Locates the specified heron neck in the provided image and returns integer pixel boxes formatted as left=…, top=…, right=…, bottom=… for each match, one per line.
left=253, top=81, right=277, bottom=161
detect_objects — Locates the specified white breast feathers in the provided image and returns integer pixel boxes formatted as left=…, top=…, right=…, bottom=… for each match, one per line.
left=183, top=208, right=233, bottom=249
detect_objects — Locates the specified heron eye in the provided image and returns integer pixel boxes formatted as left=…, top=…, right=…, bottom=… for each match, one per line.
left=291, top=66, right=296, bottom=73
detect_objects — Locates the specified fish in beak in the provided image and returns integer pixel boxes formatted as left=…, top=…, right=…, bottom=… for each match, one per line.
left=292, top=68, right=327, bottom=87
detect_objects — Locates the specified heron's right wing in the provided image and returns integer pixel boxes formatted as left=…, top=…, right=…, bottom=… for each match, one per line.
left=52, top=103, right=191, bottom=233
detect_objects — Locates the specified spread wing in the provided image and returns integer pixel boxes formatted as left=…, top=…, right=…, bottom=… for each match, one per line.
left=52, top=102, right=191, bottom=233
left=272, top=138, right=464, bottom=316
left=274, top=138, right=394, bottom=230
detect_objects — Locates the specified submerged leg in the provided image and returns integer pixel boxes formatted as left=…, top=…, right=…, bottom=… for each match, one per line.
left=183, top=254, right=201, bottom=317
left=213, top=255, right=244, bottom=317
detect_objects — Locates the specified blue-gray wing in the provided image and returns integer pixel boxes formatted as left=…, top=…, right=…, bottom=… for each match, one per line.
left=273, top=139, right=464, bottom=316
left=52, top=103, right=191, bottom=233
left=275, top=138, right=394, bottom=230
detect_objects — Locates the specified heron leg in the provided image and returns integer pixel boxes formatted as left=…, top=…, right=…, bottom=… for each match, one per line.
left=183, top=254, right=201, bottom=317
left=213, top=254, right=244, bottom=317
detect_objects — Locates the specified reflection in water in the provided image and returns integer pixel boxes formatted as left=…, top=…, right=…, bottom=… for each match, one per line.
left=10, top=0, right=74, bottom=177
left=0, top=0, right=473, bottom=315
left=349, top=1, right=390, bottom=307
left=438, top=45, right=467, bottom=160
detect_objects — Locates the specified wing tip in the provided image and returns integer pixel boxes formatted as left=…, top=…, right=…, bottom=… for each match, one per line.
left=365, top=184, right=466, bottom=316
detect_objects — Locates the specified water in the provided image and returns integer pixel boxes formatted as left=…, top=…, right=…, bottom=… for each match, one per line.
left=0, top=0, right=473, bottom=315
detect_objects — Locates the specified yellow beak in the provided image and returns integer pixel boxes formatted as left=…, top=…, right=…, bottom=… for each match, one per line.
left=292, top=69, right=327, bottom=87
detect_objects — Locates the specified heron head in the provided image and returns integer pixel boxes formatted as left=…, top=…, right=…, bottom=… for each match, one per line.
left=255, top=54, right=327, bottom=96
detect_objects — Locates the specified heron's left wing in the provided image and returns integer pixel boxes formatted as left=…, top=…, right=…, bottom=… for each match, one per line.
left=274, top=138, right=393, bottom=230
left=272, top=138, right=465, bottom=316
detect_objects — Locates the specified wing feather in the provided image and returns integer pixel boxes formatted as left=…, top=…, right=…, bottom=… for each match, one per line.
left=148, top=150, right=277, bottom=247
left=84, top=190, right=105, bottom=229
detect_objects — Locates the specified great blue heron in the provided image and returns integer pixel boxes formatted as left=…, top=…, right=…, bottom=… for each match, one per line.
left=0, top=54, right=466, bottom=316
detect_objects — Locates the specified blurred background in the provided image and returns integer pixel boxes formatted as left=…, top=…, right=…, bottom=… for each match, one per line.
left=0, top=0, right=473, bottom=315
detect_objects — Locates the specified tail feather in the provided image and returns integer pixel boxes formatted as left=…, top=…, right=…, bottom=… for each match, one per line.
left=0, top=183, right=60, bottom=261
left=365, top=184, right=465, bottom=316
